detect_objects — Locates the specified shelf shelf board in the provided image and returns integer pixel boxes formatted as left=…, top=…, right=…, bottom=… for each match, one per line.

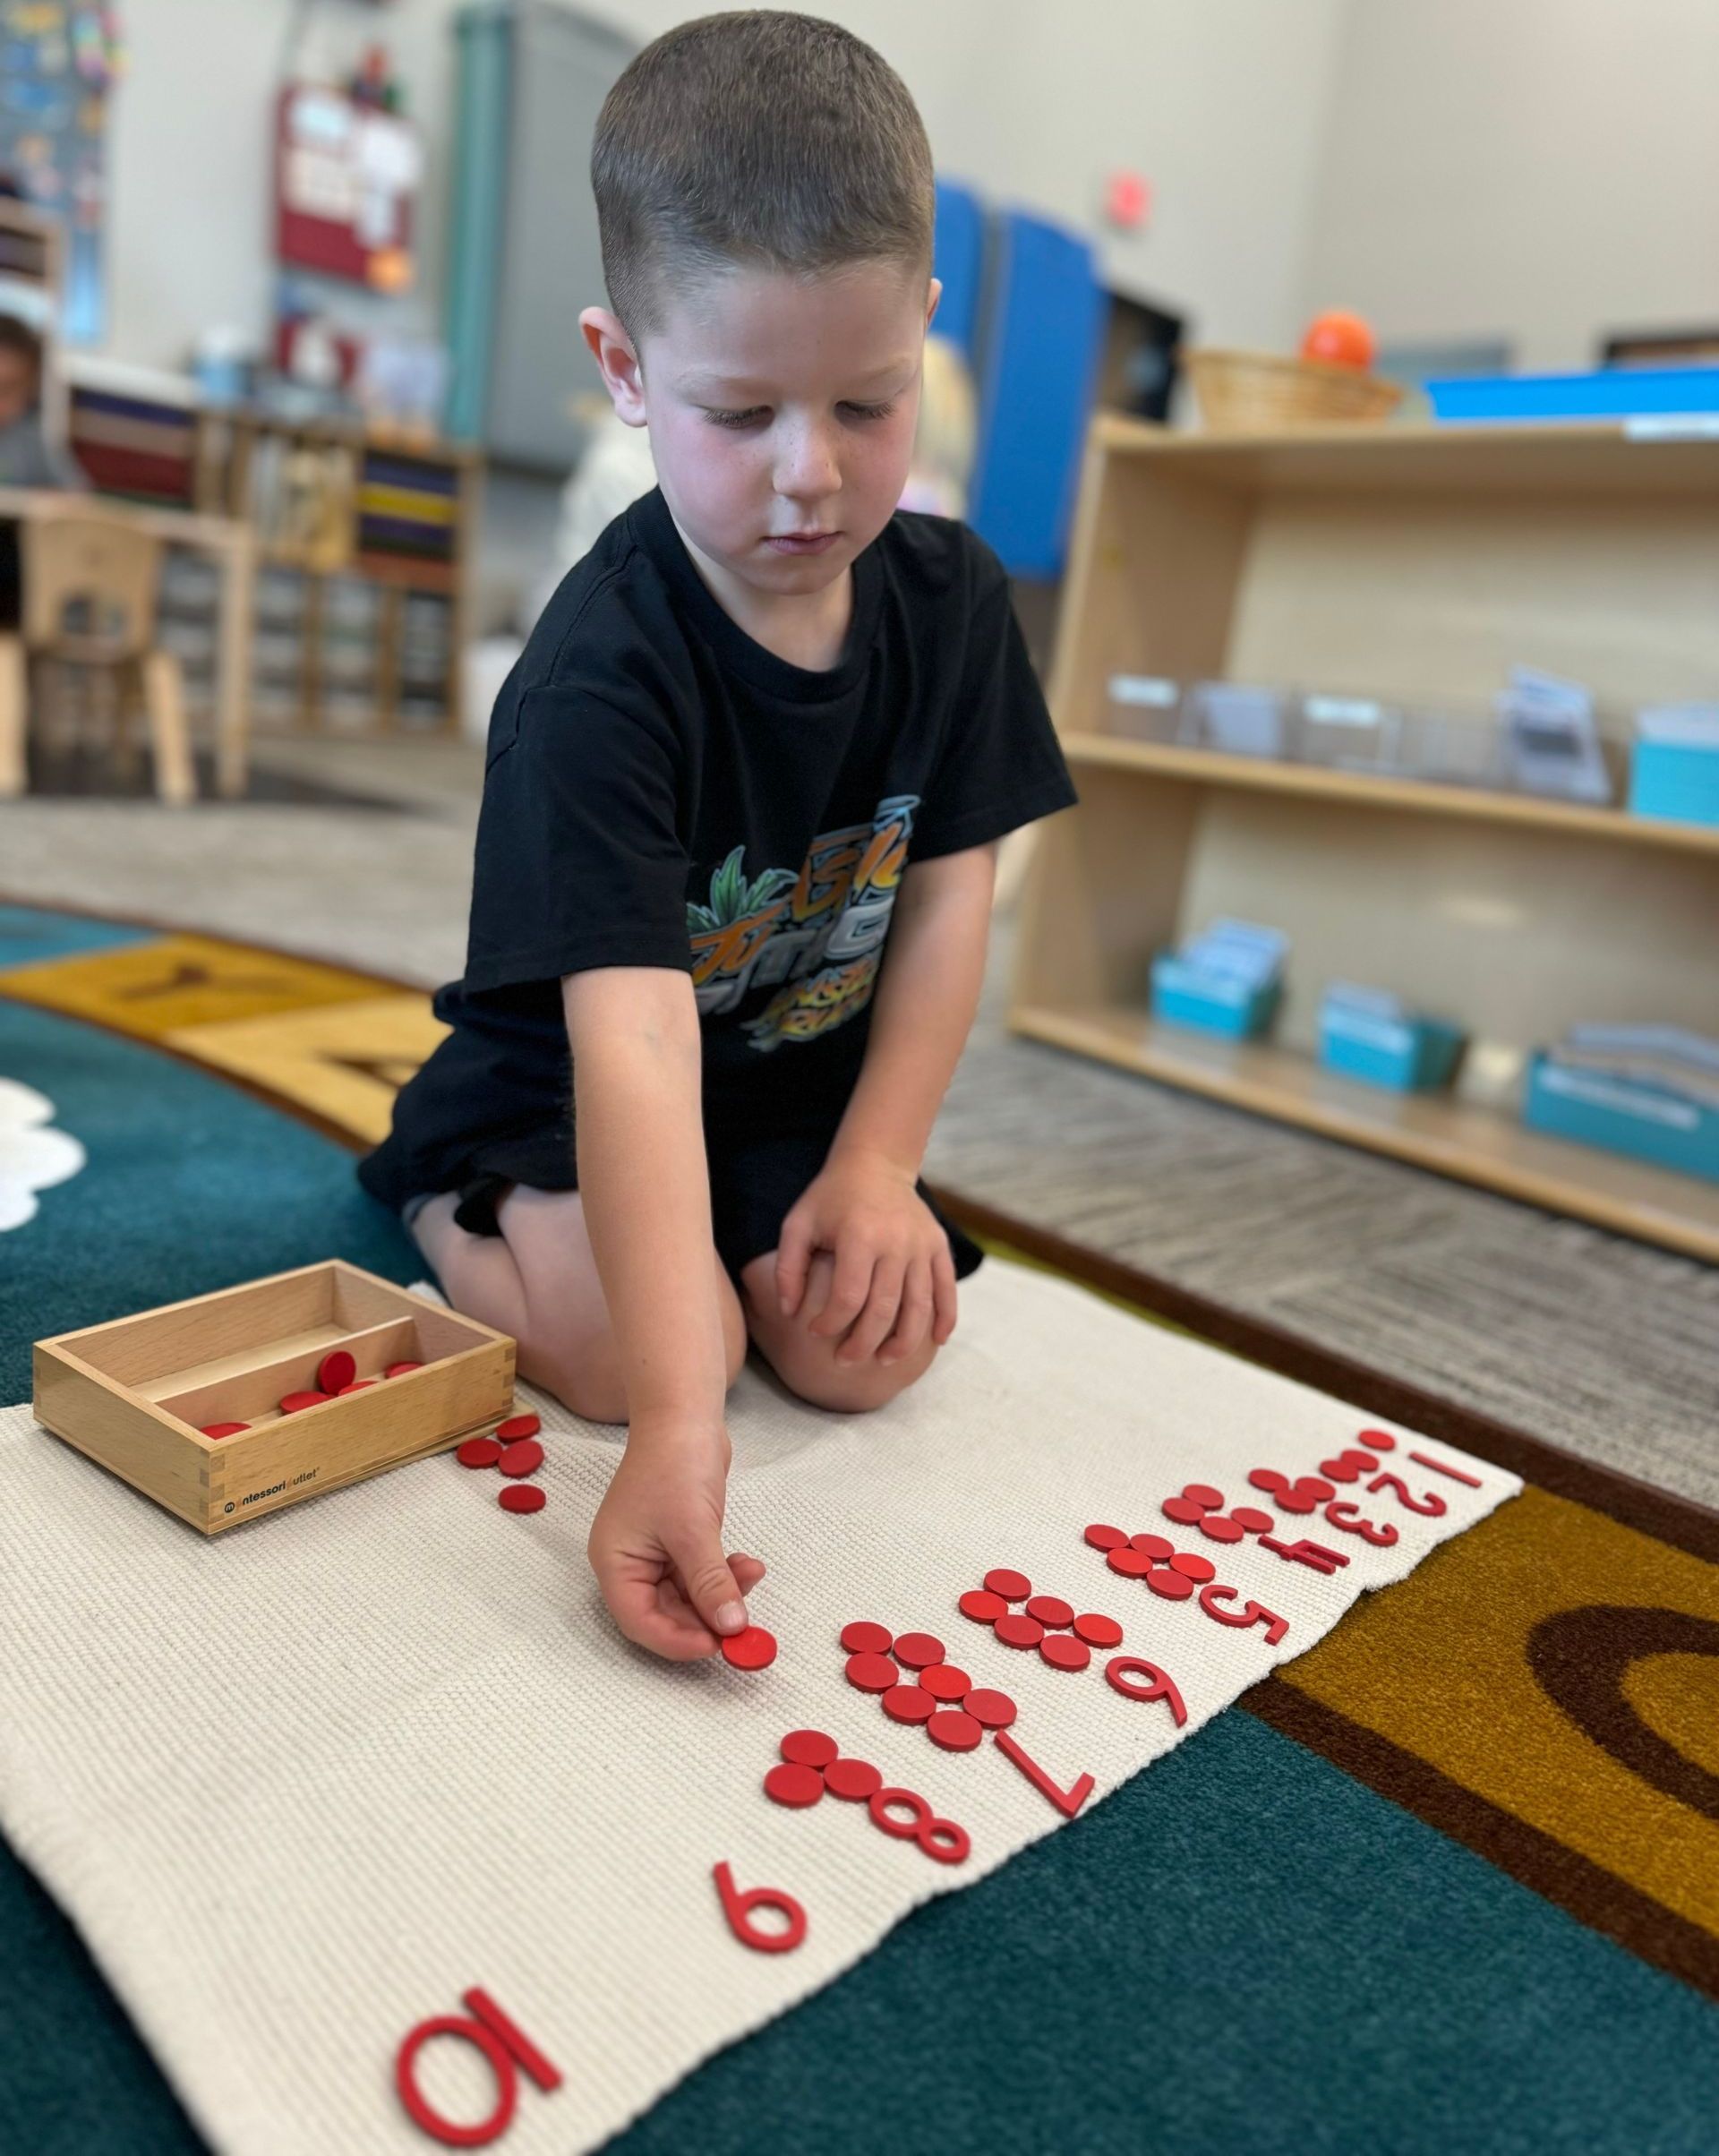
left=1009, top=998, right=1719, bottom=1264
left=1059, top=732, right=1719, bottom=856
left=1090, top=414, right=1719, bottom=497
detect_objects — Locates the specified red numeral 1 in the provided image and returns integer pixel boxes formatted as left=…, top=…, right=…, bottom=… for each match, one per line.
left=1407, top=1449, right=1482, bottom=1490
left=1198, top=1584, right=1289, bottom=1645
left=993, top=1729, right=1095, bottom=1818
left=713, top=1861, right=808, bottom=1953
left=396, top=1988, right=561, bottom=2147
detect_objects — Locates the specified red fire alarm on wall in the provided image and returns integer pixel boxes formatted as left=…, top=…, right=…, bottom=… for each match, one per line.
left=1104, top=169, right=1152, bottom=232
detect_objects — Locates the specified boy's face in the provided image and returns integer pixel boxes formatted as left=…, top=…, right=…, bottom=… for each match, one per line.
left=0, top=346, right=39, bottom=432
left=583, top=261, right=936, bottom=607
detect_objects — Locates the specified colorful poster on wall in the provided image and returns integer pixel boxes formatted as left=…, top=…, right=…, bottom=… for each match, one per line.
left=276, top=82, right=420, bottom=295
left=0, top=1, right=119, bottom=344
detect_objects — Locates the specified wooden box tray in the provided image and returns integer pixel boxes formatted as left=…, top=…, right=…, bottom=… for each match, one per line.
left=32, top=1261, right=517, bottom=1535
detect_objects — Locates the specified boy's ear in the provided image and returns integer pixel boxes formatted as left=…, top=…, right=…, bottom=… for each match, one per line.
left=925, top=277, right=943, bottom=335
left=579, top=307, right=648, bottom=427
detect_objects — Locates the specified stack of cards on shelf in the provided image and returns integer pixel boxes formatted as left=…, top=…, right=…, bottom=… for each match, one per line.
left=1524, top=1022, right=1719, bottom=1184
left=1317, top=981, right=1467, bottom=1094
left=1629, top=705, right=1719, bottom=828
left=1150, top=918, right=1287, bottom=1041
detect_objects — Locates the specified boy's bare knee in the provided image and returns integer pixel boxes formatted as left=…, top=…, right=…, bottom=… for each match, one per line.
left=518, top=1326, right=629, bottom=1425
left=781, top=1338, right=937, bottom=1415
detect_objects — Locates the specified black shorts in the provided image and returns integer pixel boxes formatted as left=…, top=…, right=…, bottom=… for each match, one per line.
left=402, top=1124, right=984, bottom=1288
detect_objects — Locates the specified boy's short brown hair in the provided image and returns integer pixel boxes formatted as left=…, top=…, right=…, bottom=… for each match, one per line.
left=592, top=10, right=934, bottom=342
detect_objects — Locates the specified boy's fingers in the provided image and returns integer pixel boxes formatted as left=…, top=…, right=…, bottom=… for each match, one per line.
left=601, top=1564, right=720, bottom=1661
left=672, top=1534, right=750, bottom=1639
left=775, top=1218, right=813, bottom=1318
left=880, top=1257, right=934, bottom=1364
left=930, top=1243, right=960, bottom=1344
left=730, top=1552, right=767, bottom=1595
left=837, top=1256, right=904, bottom=1365
left=808, top=1242, right=877, bottom=1339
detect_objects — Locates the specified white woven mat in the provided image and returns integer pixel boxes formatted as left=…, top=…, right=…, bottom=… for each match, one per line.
left=0, top=1260, right=1518, bottom=2154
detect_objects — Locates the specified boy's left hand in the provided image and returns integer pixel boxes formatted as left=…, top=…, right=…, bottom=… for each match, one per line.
left=775, top=1148, right=958, bottom=1366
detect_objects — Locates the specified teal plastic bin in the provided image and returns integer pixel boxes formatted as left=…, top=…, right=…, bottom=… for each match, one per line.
left=1319, top=1006, right=1467, bottom=1093
left=1522, top=1056, right=1719, bottom=1185
left=1150, top=956, right=1280, bottom=1041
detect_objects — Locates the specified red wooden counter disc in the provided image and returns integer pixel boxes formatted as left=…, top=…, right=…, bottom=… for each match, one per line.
left=1107, top=1548, right=1153, bottom=1578
left=983, top=1568, right=1032, bottom=1601
left=963, top=1689, right=1017, bottom=1728
left=499, top=1484, right=545, bottom=1514
left=1073, top=1612, right=1124, bottom=1648
left=781, top=1730, right=839, bottom=1769
left=958, top=1589, right=1006, bottom=1623
left=457, top=1437, right=502, bottom=1468
left=200, top=1422, right=249, bottom=1440
left=338, top=1382, right=375, bottom=1395
left=918, top=1664, right=971, bottom=1702
left=1026, top=1595, right=1073, bottom=1628
left=1146, top=1569, right=1193, bottom=1601
left=722, top=1625, right=778, bottom=1671
left=497, top=1438, right=543, bottom=1477
left=1130, top=1533, right=1175, bottom=1561
left=764, top=1763, right=824, bottom=1809
left=316, top=1349, right=356, bottom=1395
left=994, top=1613, right=1045, bottom=1650
left=844, top=1651, right=899, bottom=1693
left=279, top=1390, right=331, bottom=1414
left=497, top=1413, right=540, bottom=1442
left=883, top=1684, right=936, bottom=1724
left=1039, top=1633, right=1091, bottom=1673
left=841, top=1621, right=893, bottom=1655
left=927, top=1711, right=982, bottom=1752
left=1169, top=1550, right=1216, bottom=1582
left=386, top=1361, right=423, bottom=1378
left=824, top=1757, right=883, bottom=1801
left=893, top=1631, right=945, bottom=1670
left=1083, top=1523, right=1127, bottom=1551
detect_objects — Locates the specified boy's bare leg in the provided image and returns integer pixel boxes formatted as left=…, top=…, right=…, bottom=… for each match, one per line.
left=412, top=1185, right=748, bottom=1423
left=739, top=1247, right=942, bottom=1413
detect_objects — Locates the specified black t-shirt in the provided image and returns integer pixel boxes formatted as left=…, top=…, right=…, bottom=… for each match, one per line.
left=358, top=485, right=1077, bottom=1210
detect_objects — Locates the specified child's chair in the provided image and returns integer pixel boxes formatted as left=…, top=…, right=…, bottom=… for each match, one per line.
left=0, top=510, right=195, bottom=804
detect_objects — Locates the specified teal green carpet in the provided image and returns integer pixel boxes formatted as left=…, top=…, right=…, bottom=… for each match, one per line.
left=4, top=905, right=1717, bottom=2152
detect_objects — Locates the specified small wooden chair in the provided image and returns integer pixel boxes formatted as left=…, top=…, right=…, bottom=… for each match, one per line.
left=0, top=509, right=195, bottom=804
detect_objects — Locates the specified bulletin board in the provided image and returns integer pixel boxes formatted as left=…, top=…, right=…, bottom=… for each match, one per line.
left=275, top=81, right=422, bottom=295
left=0, top=0, right=117, bottom=345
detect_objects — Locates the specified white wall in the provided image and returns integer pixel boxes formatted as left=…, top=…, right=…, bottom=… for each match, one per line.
left=107, top=0, right=1347, bottom=372
left=1298, top=0, right=1719, bottom=372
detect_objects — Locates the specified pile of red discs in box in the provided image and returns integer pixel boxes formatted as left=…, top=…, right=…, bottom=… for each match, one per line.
left=456, top=1413, right=548, bottom=1514
left=197, top=1349, right=425, bottom=1442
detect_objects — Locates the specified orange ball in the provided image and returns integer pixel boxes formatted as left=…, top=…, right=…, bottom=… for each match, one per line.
left=1300, top=309, right=1376, bottom=371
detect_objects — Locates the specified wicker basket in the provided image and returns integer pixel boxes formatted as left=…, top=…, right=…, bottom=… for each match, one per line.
left=1186, top=347, right=1404, bottom=432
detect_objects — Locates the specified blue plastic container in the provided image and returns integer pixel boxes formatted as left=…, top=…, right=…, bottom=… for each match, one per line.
left=1522, top=1056, right=1719, bottom=1185
left=1150, top=955, right=1280, bottom=1041
left=1319, top=1008, right=1467, bottom=1093
left=1424, top=366, right=1719, bottom=424
left=1629, top=738, right=1719, bottom=828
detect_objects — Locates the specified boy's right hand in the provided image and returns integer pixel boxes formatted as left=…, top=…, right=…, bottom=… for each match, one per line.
left=586, top=1416, right=765, bottom=1661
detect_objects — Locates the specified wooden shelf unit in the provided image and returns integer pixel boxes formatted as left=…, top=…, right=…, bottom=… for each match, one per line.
left=1012, top=417, right=1719, bottom=1262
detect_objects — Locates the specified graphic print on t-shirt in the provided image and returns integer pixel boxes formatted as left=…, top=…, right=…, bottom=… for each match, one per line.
left=686, top=794, right=919, bottom=1050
